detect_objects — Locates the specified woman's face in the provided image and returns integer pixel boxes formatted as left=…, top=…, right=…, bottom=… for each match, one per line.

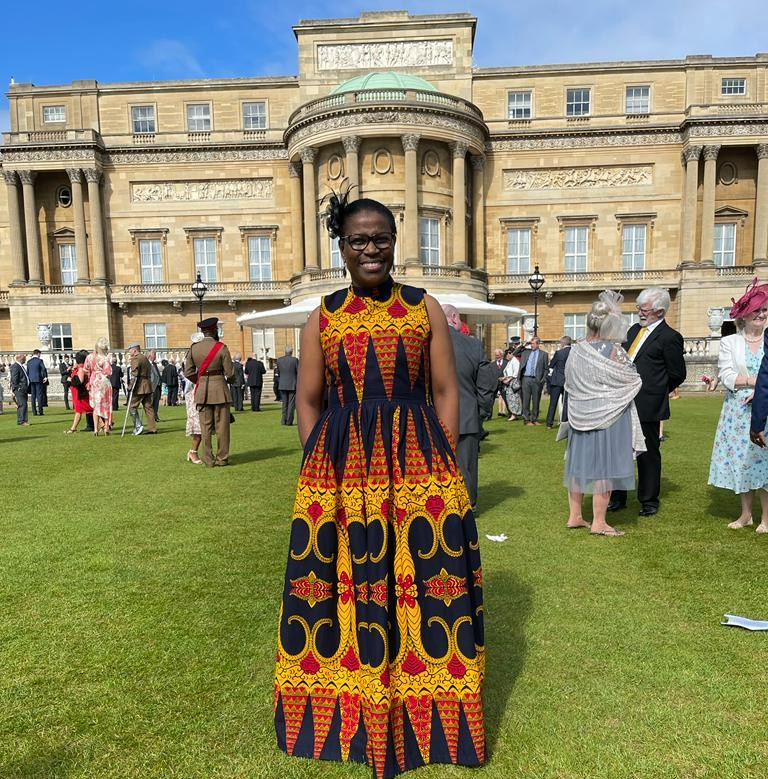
left=747, top=306, right=768, bottom=328
left=339, top=209, right=395, bottom=289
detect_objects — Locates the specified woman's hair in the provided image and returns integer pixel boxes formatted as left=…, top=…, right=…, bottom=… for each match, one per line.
left=586, top=290, right=629, bottom=342
left=324, top=189, right=397, bottom=239
left=75, top=349, right=89, bottom=365
left=95, top=336, right=109, bottom=355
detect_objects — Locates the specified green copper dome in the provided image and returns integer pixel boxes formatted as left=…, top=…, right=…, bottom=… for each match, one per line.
left=331, top=71, right=437, bottom=94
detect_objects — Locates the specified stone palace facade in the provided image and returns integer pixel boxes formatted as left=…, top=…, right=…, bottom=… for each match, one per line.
left=1, top=10, right=767, bottom=365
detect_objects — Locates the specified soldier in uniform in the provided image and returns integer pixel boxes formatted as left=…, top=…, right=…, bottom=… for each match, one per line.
left=184, top=317, right=235, bottom=467
left=126, top=342, right=157, bottom=435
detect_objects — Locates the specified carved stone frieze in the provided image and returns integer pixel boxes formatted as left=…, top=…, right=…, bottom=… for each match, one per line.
left=487, top=130, right=681, bottom=152
left=503, top=165, right=653, bottom=191
left=104, top=147, right=288, bottom=165
left=401, top=134, right=420, bottom=152
left=130, top=178, right=273, bottom=203
left=687, top=122, right=768, bottom=138
left=3, top=149, right=98, bottom=163
left=341, top=135, right=361, bottom=153
left=317, top=39, right=453, bottom=71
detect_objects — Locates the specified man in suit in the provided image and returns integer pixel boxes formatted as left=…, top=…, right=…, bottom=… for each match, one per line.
left=127, top=342, right=157, bottom=436
left=184, top=317, right=235, bottom=466
left=609, top=287, right=686, bottom=517
left=276, top=346, right=299, bottom=425
left=244, top=353, right=266, bottom=411
left=59, top=355, right=72, bottom=411
left=26, top=349, right=46, bottom=416
left=10, top=353, right=30, bottom=426
left=519, top=337, right=550, bottom=426
left=229, top=353, right=246, bottom=411
left=491, top=348, right=507, bottom=416
left=162, top=358, right=179, bottom=406
left=545, top=336, right=572, bottom=428
left=443, top=305, right=495, bottom=510
left=147, top=349, right=162, bottom=422
left=109, top=356, right=123, bottom=412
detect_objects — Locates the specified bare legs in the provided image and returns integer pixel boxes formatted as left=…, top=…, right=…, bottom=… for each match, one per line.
left=567, top=489, right=623, bottom=535
left=187, top=434, right=203, bottom=464
left=66, top=411, right=82, bottom=432
left=728, top=490, right=768, bottom=532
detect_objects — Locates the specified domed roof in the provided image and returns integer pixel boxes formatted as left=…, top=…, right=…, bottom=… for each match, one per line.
left=331, top=71, right=437, bottom=94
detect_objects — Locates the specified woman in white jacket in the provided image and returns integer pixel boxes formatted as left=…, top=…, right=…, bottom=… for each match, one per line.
left=708, top=280, right=768, bottom=532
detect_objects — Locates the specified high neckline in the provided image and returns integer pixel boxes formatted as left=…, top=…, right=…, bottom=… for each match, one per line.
left=351, top=275, right=394, bottom=301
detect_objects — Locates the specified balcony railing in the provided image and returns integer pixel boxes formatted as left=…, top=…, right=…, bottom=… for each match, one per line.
left=40, top=285, right=75, bottom=295
left=109, top=280, right=290, bottom=299
left=3, top=128, right=100, bottom=145
left=488, top=269, right=679, bottom=289
left=0, top=290, right=8, bottom=303
left=686, top=102, right=768, bottom=118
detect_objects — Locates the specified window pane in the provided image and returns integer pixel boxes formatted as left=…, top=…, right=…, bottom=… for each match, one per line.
left=43, top=105, right=66, bottom=123
left=131, top=105, right=156, bottom=134
left=625, top=85, right=650, bottom=113
left=194, top=237, right=217, bottom=281
left=243, top=102, right=267, bottom=129
left=139, top=239, right=163, bottom=283
left=248, top=235, right=272, bottom=280
left=564, top=226, right=588, bottom=272
left=50, top=323, right=73, bottom=351
left=330, top=237, right=342, bottom=268
left=622, top=224, right=646, bottom=270
left=507, top=228, right=531, bottom=273
left=59, top=244, right=77, bottom=284
left=714, top=223, right=736, bottom=266
left=566, top=88, right=590, bottom=116
left=564, top=313, right=587, bottom=340
left=508, top=90, right=532, bottom=119
left=721, top=78, right=746, bottom=95
left=419, top=218, right=440, bottom=265
left=187, top=104, right=211, bottom=131
left=143, top=323, right=167, bottom=349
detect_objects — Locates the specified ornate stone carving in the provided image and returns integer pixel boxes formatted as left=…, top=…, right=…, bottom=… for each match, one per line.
left=504, top=165, right=652, bottom=191
left=2, top=149, right=98, bottom=163
left=288, top=162, right=302, bottom=178
left=104, top=148, right=288, bottom=165
left=401, top=134, right=420, bottom=153
left=2, top=170, right=18, bottom=186
left=451, top=141, right=469, bottom=158
left=683, top=145, right=702, bottom=162
left=300, top=147, right=318, bottom=164
left=130, top=178, right=273, bottom=203
left=487, top=130, right=682, bottom=152
left=470, top=155, right=486, bottom=171
left=327, top=154, right=344, bottom=181
left=317, top=39, right=453, bottom=71
left=83, top=168, right=102, bottom=184
left=756, top=144, right=768, bottom=160
left=342, top=135, right=361, bottom=153
left=703, top=144, right=721, bottom=161
left=66, top=167, right=83, bottom=183
left=688, top=122, right=768, bottom=138
left=371, top=148, right=393, bottom=175
left=17, top=170, right=37, bottom=185
left=422, top=150, right=441, bottom=177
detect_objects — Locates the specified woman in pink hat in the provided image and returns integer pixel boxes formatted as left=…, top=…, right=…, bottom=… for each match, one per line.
left=708, top=279, right=768, bottom=533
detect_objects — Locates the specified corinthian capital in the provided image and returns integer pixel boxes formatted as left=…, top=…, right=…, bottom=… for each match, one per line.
left=300, top=147, right=318, bottom=164
left=703, top=145, right=721, bottom=162
left=756, top=143, right=768, bottom=160
left=83, top=168, right=102, bottom=184
left=2, top=170, right=19, bottom=186
left=450, top=141, right=469, bottom=159
left=683, top=145, right=702, bottom=163
left=66, top=167, right=83, bottom=184
left=17, top=169, right=37, bottom=185
left=470, top=154, right=486, bottom=171
left=401, top=134, right=420, bottom=153
left=342, top=135, right=361, bottom=154
left=288, top=161, right=302, bottom=178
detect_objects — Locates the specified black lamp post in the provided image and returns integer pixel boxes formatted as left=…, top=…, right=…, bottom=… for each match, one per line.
left=527, top=264, right=545, bottom=338
left=191, top=272, right=208, bottom=322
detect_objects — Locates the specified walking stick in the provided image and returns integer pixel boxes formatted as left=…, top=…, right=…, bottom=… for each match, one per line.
left=121, top=386, right=134, bottom=438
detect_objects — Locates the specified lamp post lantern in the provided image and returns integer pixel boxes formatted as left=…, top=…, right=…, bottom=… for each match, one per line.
left=191, top=272, right=208, bottom=322
left=527, top=264, right=545, bottom=338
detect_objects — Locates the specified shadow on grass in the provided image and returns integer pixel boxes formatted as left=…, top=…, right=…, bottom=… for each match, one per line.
left=706, top=484, right=738, bottom=519
left=229, top=447, right=298, bottom=465
left=478, top=480, right=524, bottom=513
left=483, top=568, right=532, bottom=758
left=0, top=743, right=78, bottom=779
left=0, top=435, right=48, bottom=444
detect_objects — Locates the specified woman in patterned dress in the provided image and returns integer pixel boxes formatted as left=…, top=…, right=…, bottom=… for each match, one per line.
left=84, top=337, right=113, bottom=435
left=274, top=196, right=485, bottom=778
left=708, top=280, right=768, bottom=533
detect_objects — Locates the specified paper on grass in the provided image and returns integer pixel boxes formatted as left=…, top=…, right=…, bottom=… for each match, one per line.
left=485, top=533, right=508, bottom=542
left=721, top=614, right=768, bottom=630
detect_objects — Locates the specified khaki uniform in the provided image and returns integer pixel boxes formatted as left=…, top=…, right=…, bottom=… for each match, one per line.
left=129, top=352, right=157, bottom=432
left=184, top=337, right=235, bottom=466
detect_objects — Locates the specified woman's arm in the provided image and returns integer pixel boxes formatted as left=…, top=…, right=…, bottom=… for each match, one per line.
left=717, top=336, right=742, bottom=391
left=296, top=308, right=327, bottom=447
left=424, top=294, right=459, bottom=445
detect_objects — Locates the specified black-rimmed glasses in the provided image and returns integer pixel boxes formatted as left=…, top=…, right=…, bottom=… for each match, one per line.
left=340, top=233, right=395, bottom=251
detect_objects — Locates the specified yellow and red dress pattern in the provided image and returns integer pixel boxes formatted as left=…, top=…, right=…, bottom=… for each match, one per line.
left=274, top=278, right=485, bottom=778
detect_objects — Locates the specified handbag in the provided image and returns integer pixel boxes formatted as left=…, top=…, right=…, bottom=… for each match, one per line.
left=511, top=377, right=521, bottom=392
left=70, top=373, right=89, bottom=400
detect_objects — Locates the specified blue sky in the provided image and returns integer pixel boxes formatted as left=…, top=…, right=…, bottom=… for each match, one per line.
left=2, top=0, right=767, bottom=132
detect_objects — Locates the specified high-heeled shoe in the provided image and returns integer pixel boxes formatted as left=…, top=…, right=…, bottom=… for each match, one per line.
left=186, top=449, right=203, bottom=464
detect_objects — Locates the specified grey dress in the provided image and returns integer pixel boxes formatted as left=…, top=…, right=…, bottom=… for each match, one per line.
left=563, top=340, right=636, bottom=494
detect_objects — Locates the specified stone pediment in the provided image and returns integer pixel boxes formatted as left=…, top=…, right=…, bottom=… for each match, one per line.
left=714, top=205, right=749, bottom=218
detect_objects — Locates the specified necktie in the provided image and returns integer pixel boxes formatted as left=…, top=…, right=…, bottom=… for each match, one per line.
left=627, top=327, right=646, bottom=358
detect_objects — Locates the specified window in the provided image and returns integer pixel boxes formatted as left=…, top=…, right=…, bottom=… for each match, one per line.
left=131, top=105, right=156, bottom=134
left=419, top=218, right=440, bottom=265
left=59, top=244, right=77, bottom=285
left=330, top=237, right=342, bottom=268
left=248, top=236, right=272, bottom=281
left=51, top=323, right=73, bottom=351
left=57, top=186, right=72, bottom=208
left=186, top=103, right=211, bottom=131
left=564, top=314, right=587, bottom=341
left=508, top=90, right=532, bottom=119
left=625, top=85, right=650, bottom=114
left=507, top=228, right=531, bottom=273
left=624, top=312, right=640, bottom=330
left=242, top=101, right=267, bottom=129
left=194, top=237, right=217, bottom=281
left=139, top=239, right=163, bottom=284
left=622, top=224, right=646, bottom=270
left=721, top=78, right=746, bottom=96
left=43, top=105, right=66, bottom=123
left=564, top=226, right=588, bottom=272
left=714, top=223, right=736, bottom=267
left=143, top=323, right=167, bottom=349
left=566, top=88, right=590, bottom=116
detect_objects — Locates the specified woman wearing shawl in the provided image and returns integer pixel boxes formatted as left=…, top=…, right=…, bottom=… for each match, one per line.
left=559, top=291, right=646, bottom=536
left=709, top=279, right=768, bottom=533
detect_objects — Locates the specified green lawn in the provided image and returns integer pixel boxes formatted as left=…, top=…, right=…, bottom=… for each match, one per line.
left=1, top=396, right=766, bottom=778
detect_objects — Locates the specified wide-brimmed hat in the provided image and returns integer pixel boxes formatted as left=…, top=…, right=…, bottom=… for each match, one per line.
left=730, top=278, right=768, bottom=318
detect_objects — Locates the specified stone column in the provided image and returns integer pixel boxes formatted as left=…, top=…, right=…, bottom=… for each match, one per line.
left=300, top=147, right=319, bottom=271
left=288, top=162, right=305, bottom=274
left=84, top=168, right=107, bottom=283
left=2, top=171, right=27, bottom=285
left=67, top=168, right=90, bottom=284
left=699, top=145, right=720, bottom=264
left=471, top=155, right=486, bottom=270
left=19, top=170, right=43, bottom=285
left=451, top=141, right=469, bottom=267
left=754, top=144, right=768, bottom=263
left=401, top=134, right=420, bottom=264
left=342, top=135, right=361, bottom=198
left=680, top=145, right=702, bottom=263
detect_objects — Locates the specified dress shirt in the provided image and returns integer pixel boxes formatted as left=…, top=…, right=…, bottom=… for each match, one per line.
left=628, top=318, right=664, bottom=362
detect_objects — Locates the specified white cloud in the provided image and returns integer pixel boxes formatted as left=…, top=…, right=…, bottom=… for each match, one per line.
left=135, top=39, right=205, bottom=79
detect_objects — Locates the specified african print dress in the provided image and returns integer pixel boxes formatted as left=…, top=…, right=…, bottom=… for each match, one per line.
left=274, top=278, right=485, bottom=779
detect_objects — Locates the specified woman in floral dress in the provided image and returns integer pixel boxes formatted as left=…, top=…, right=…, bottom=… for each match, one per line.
left=84, top=337, right=113, bottom=435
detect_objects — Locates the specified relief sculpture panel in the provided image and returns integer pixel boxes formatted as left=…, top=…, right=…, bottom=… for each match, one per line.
left=317, top=40, right=453, bottom=71
left=131, top=178, right=273, bottom=203
left=503, top=165, right=653, bottom=190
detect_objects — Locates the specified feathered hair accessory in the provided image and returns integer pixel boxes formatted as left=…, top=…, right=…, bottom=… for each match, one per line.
left=729, top=278, right=768, bottom=319
left=598, top=289, right=625, bottom=315
left=322, top=180, right=356, bottom=238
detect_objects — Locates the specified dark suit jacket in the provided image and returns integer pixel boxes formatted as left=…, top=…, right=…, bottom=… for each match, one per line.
left=230, top=361, right=245, bottom=388
left=519, top=348, right=549, bottom=385
left=26, top=356, right=45, bottom=383
left=276, top=355, right=299, bottom=391
left=449, top=328, right=495, bottom=436
left=161, top=363, right=178, bottom=387
left=10, top=362, right=29, bottom=393
left=751, top=328, right=768, bottom=433
left=623, top=320, right=686, bottom=422
left=59, top=361, right=72, bottom=385
left=244, top=358, right=266, bottom=387
left=548, top=346, right=571, bottom=387
left=109, top=363, right=123, bottom=390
